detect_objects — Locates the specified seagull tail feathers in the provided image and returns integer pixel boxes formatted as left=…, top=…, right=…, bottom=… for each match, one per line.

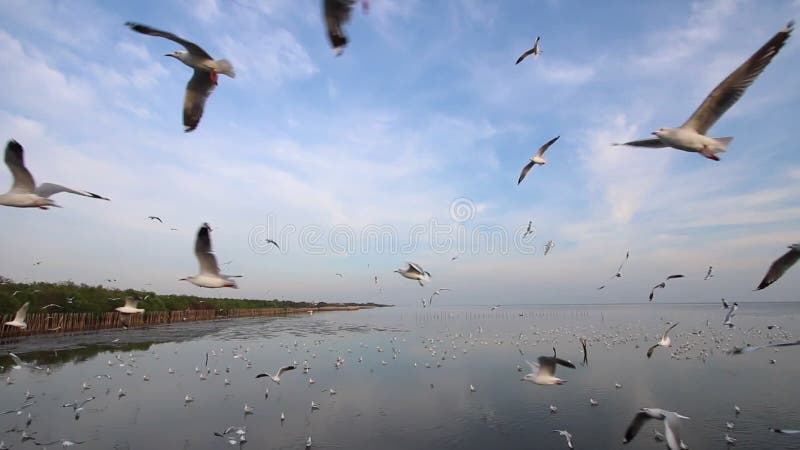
left=712, top=136, right=733, bottom=151
left=212, top=59, right=236, bottom=78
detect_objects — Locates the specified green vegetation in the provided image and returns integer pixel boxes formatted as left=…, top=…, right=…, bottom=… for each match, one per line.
left=0, top=276, right=388, bottom=315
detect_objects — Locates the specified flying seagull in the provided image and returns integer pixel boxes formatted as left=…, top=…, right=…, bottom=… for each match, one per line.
left=614, top=21, right=794, bottom=160
left=35, top=439, right=85, bottom=447
left=727, top=339, right=800, bottom=355
left=180, top=223, right=239, bottom=288
left=3, top=302, right=29, bottom=329
left=544, top=240, right=555, bottom=256
left=755, top=243, right=799, bottom=290
left=265, top=239, right=280, bottom=250
left=1, top=140, right=110, bottom=209
left=516, top=36, right=542, bottom=64
left=598, top=251, right=630, bottom=289
left=323, top=0, right=367, bottom=56
left=395, top=262, right=431, bottom=286
left=649, top=275, right=685, bottom=301
left=722, top=298, right=730, bottom=309
left=647, top=322, right=679, bottom=358
left=704, top=266, right=714, bottom=280
left=522, top=220, right=535, bottom=239
left=723, top=302, right=738, bottom=328
left=623, top=408, right=690, bottom=450
left=579, top=337, right=588, bottom=366
left=115, top=297, right=145, bottom=314
left=147, top=216, right=163, bottom=223
left=553, top=430, right=573, bottom=449
left=126, top=22, right=235, bottom=132
left=517, top=136, right=560, bottom=184
left=428, top=288, right=451, bottom=305
left=769, top=428, right=800, bottom=434
left=255, top=365, right=295, bottom=384
left=522, top=348, right=576, bottom=385
left=9, top=353, right=44, bottom=370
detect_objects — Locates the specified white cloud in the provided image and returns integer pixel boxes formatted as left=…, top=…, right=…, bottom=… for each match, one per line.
left=218, top=29, right=317, bottom=86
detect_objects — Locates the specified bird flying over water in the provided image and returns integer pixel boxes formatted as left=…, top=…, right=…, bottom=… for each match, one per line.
left=522, top=348, right=576, bottom=385
left=647, top=322, right=678, bottom=358
left=517, top=136, right=560, bottom=184
left=255, top=365, right=295, bottom=384
left=723, top=302, right=739, bottom=327
left=395, top=262, right=431, bottom=287
left=126, top=22, right=235, bottom=132
left=614, top=21, right=794, bottom=160
left=598, top=251, right=630, bottom=290
left=180, top=223, right=238, bottom=288
left=553, top=430, right=574, bottom=449
left=3, top=302, right=29, bottom=329
left=755, top=243, right=800, bottom=290
left=115, top=297, right=144, bottom=314
left=1, top=140, right=110, bottom=209
left=623, top=408, right=690, bottom=450
left=516, top=36, right=542, bottom=64
left=649, top=275, right=685, bottom=301
left=704, top=266, right=714, bottom=280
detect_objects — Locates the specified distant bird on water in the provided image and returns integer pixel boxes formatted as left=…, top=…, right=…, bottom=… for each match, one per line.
left=125, top=22, right=235, bottom=132
left=755, top=243, right=799, bottom=290
left=614, top=21, right=794, bottom=160
left=180, top=223, right=239, bottom=288
left=3, top=302, right=29, bottom=329
left=516, top=36, right=542, bottom=64
left=623, top=408, right=690, bottom=450
left=517, top=136, right=560, bottom=184
left=598, top=251, right=630, bottom=290
left=395, top=262, right=431, bottom=286
left=1, top=140, right=110, bottom=209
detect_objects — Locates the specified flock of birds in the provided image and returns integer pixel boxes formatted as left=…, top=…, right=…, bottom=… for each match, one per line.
left=1, top=2, right=800, bottom=449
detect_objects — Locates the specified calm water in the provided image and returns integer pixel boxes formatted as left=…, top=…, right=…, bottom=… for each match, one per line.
left=1, top=303, right=799, bottom=449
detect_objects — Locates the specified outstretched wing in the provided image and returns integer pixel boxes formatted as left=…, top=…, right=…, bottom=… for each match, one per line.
left=195, top=223, right=220, bottom=275
left=536, top=135, right=561, bottom=157
left=5, top=140, right=35, bottom=193
left=623, top=411, right=654, bottom=443
left=515, top=48, right=535, bottom=65
left=35, top=183, right=109, bottom=200
left=517, top=160, right=535, bottom=185
left=13, top=302, right=30, bottom=323
left=183, top=69, right=216, bottom=132
left=756, top=246, right=800, bottom=290
left=613, top=138, right=667, bottom=148
left=323, top=0, right=356, bottom=54
left=276, top=365, right=296, bottom=377
left=125, top=22, right=212, bottom=59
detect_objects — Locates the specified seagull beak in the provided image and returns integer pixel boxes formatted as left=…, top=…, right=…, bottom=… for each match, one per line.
left=650, top=131, right=658, bottom=136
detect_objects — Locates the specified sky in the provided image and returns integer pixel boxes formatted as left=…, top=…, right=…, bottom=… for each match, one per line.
left=1, top=0, right=799, bottom=306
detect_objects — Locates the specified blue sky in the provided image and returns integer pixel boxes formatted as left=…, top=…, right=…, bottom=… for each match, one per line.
left=1, top=0, right=799, bottom=305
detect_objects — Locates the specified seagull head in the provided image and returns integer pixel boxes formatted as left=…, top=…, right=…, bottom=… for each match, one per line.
left=165, top=50, right=187, bottom=60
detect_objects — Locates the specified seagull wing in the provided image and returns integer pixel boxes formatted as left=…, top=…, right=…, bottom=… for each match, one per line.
left=78, top=397, right=96, bottom=408
left=536, top=356, right=557, bottom=376
left=665, top=274, right=684, bottom=281
left=681, top=21, right=794, bottom=135
left=324, top=0, right=355, bottom=53
left=407, top=262, right=425, bottom=276
left=663, top=322, right=679, bottom=339
left=5, top=140, right=36, bottom=193
left=613, top=138, right=667, bottom=148
left=722, top=298, right=729, bottom=308
left=663, top=413, right=684, bottom=450
left=646, top=343, right=660, bottom=358
left=536, top=135, right=561, bottom=157
left=35, top=183, right=109, bottom=200
left=623, top=411, right=654, bottom=443
left=125, top=22, right=213, bottom=59
left=723, top=307, right=736, bottom=325
left=554, top=357, right=576, bottom=369
left=515, top=48, right=535, bottom=65
left=195, top=223, right=220, bottom=275
left=123, top=298, right=139, bottom=309
left=518, top=160, right=535, bottom=185
left=756, top=245, right=800, bottom=290
left=617, top=251, right=630, bottom=274
left=183, top=69, right=216, bottom=132
left=276, top=365, right=296, bottom=377
left=9, top=353, right=24, bottom=366
left=13, top=302, right=29, bottom=323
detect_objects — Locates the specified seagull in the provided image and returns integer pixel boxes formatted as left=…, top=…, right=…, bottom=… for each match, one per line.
left=725, top=434, right=736, bottom=445
left=727, top=339, right=800, bottom=354
left=115, top=297, right=145, bottom=314
left=394, top=262, right=431, bottom=286
left=61, top=397, right=96, bottom=419
left=0, top=140, right=109, bottom=209
left=522, top=348, right=576, bottom=385
left=649, top=275, right=685, bottom=301
left=39, top=304, right=62, bottom=311
left=516, top=36, right=542, bottom=64
left=704, top=266, right=714, bottom=280
left=35, top=439, right=85, bottom=447
left=623, top=408, right=690, bottom=450
left=428, top=288, right=451, bottom=305
left=614, top=21, right=794, bottom=160
left=769, top=427, right=800, bottom=434
left=734, top=405, right=741, bottom=414
left=264, top=239, right=280, bottom=250
left=522, top=221, right=535, bottom=239
left=9, top=353, right=43, bottom=370
left=647, top=323, right=679, bottom=358
left=517, top=136, right=560, bottom=184
left=3, top=302, right=29, bottom=329
left=147, top=216, right=163, bottom=223
left=598, top=251, right=630, bottom=289
left=126, top=22, right=235, bottom=132
left=579, top=337, right=589, bottom=366
left=550, top=405, right=558, bottom=413
left=544, top=240, right=555, bottom=256
left=553, top=430, right=574, bottom=449
left=722, top=298, right=730, bottom=309
left=724, top=302, right=738, bottom=328
left=255, top=365, right=295, bottom=384
left=243, top=404, right=254, bottom=415
left=756, top=243, right=800, bottom=290
left=590, top=398, right=599, bottom=406
left=180, top=223, right=238, bottom=288
left=323, top=0, right=366, bottom=56
left=335, top=273, right=343, bottom=278
left=0, top=401, right=35, bottom=416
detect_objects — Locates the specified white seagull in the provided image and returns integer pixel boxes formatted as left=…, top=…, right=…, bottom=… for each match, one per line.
left=724, top=302, right=738, bottom=328
left=180, top=223, right=239, bottom=288
left=126, top=22, right=235, bottom=132
left=255, top=365, right=295, bottom=384
left=553, top=430, right=574, bottom=449
left=598, top=251, right=630, bottom=290
left=394, top=262, right=431, bottom=286
left=428, top=288, right=451, bottom=305
left=516, top=36, right=542, bottom=64
left=517, top=136, right=560, bottom=185
left=614, top=21, right=794, bottom=160
left=115, top=297, right=145, bottom=314
left=647, top=322, right=679, bottom=358
left=756, top=243, right=800, bottom=290
left=649, top=275, right=685, bottom=302
left=769, top=427, right=800, bottom=434
left=623, top=408, right=690, bottom=450
left=704, top=266, right=714, bottom=280
left=3, top=302, right=29, bottom=329
left=522, top=349, right=576, bottom=385
left=1, top=140, right=109, bottom=209
left=544, top=240, right=555, bottom=256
